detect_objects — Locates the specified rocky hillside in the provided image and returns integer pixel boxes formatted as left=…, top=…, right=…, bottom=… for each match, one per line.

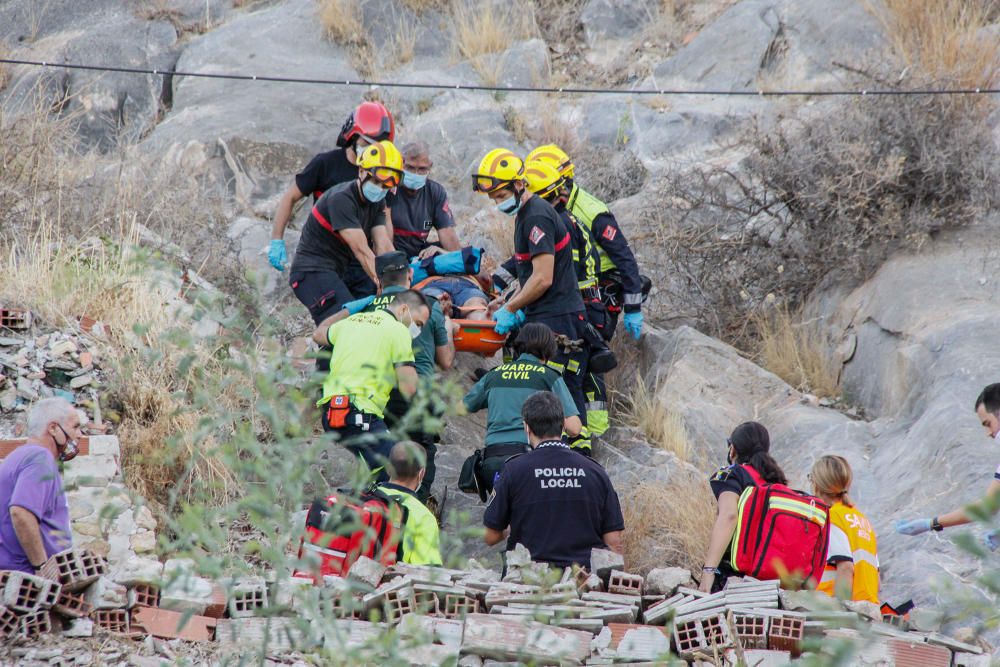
left=3, top=0, right=1000, bottom=652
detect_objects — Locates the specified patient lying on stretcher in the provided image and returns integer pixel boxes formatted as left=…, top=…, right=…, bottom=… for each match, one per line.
left=419, top=275, right=494, bottom=320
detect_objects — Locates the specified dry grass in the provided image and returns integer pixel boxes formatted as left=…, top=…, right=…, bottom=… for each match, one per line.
left=451, top=0, right=536, bottom=61
left=400, top=0, right=445, bottom=11
left=502, top=106, right=528, bottom=143
left=318, top=0, right=365, bottom=45
left=870, top=0, right=1000, bottom=89
left=0, top=95, right=242, bottom=513
left=528, top=107, right=580, bottom=156
left=389, top=14, right=418, bottom=66
left=754, top=304, right=839, bottom=398
left=0, top=42, right=10, bottom=93
left=484, top=214, right=515, bottom=260
left=621, top=474, right=715, bottom=575
left=616, top=376, right=693, bottom=463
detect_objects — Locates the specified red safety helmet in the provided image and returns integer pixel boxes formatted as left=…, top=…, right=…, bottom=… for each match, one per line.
left=337, top=101, right=395, bottom=148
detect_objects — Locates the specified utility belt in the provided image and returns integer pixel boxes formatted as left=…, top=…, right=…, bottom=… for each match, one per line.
left=325, top=395, right=377, bottom=431
left=599, top=271, right=653, bottom=312
left=459, top=443, right=530, bottom=501
left=483, top=443, right=530, bottom=459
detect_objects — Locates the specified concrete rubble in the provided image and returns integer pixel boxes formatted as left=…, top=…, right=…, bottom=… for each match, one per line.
left=0, top=385, right=991, bottom=663
left=0, top=314, right=107, bottom=426
left=1, top=538, right=993, bottom=664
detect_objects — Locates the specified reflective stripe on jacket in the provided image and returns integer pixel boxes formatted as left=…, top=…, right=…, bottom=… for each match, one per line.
left=817, top=502, right=879, bottom=604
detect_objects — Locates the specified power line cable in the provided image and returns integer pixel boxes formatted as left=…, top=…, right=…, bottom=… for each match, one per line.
left=1, top=57, right=999, bottom=97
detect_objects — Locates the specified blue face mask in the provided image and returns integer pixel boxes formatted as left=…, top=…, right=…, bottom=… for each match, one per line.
left=362, top=180, right=388, bottom=203
left=402, top=171, right=427, bottom=190
left=497, top=194, right=521, bottom=216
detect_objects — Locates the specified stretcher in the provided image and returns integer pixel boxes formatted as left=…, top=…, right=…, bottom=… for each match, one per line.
left=453, top=319, right=507, bottom=355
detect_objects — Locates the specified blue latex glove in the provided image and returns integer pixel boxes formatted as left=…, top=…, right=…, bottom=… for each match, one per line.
left=268, top=239, right=287, bottom=271
left=981, top=530, right=1000, bottom=552
left=894, top=518, right=933, bottom=536
left=492, top=308, right=521, bottom=335
left=623, top=311, right=643, bottom=340
left=515, top=310, right=526, bottom=326
left=344, top=295, right=376, bottom=315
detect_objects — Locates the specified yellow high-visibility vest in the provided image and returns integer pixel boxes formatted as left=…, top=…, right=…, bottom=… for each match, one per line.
left=818, top=502, right=880, bottom=604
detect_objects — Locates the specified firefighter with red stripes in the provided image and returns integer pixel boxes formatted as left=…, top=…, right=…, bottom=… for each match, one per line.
left=387, top=141, right=462, bottom=261
left=270, top=101, right=395, bottom=273
left=288, top=140, right=401, bottom=325
left=472, top=149, right=591, bottom=452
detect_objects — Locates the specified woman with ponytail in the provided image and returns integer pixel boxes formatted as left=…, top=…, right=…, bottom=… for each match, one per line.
left=811, top=455, right=880, bottom=603
left=699, top=422, right=788, bottom=593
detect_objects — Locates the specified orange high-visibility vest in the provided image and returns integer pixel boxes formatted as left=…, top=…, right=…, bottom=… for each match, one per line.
left=818, top=502, right=880, bottom=604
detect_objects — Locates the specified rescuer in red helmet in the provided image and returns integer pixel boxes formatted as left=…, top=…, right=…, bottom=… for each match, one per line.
left=269, top=101, right=395, bottom=272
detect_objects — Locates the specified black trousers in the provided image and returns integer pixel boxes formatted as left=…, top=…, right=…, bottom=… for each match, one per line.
left=527, top=311, right=589, bottom=426
left=290, top=266, right=377, bottom=325
left=384, top=389, right=441, bottom=502
left=480, top=443, right=530, bottom=495
left=291, top=266, right=377, bottom=373
left=320, top=405, right=392, bottom=483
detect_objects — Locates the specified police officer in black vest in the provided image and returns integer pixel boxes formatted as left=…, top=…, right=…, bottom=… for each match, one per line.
left=482, top=391, right=624, bottom=571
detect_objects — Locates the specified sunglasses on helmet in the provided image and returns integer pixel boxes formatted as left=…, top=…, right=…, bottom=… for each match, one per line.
left=368, top=167, right=403, bottom=189
left=472, top=174, right=517, bottom=193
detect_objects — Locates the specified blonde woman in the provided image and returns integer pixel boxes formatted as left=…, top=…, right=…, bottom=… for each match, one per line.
left=811, top=455, right=880, bottom=603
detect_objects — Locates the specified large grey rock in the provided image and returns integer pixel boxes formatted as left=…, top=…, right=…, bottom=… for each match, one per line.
left=629, top=102, right=740, bottom=163
left=580, top=0, right=658, bottom=46
left=806, top=226, right=1000, bottom=614
left=469, top=39, right=551, bottom=89
left=142, top=0, right=358, bottom=207
left=652, top=0, right=883, bottom=93
left=581, top=99, right=632, bottom=147
left=636, top=0, right=885, bottom=161
left=359, top=0, right=451, bottom=63
left=400, top=100, right=523, bottom=210
left=644, top=567, right=694, bottom=596
left=635, top=229, right=1000, bottom=634
left=0, top=0, right=178, bottom=150
left=226, top=216, right=301, bottom=296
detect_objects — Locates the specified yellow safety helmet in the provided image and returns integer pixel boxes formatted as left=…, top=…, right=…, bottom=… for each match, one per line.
left=523, top=160, right=564, bottom=201
left=357, top=140, right=404, bottom=188
left=472, top=148, right=524, bottom=194
left=526, top=143, right=574, bottom=179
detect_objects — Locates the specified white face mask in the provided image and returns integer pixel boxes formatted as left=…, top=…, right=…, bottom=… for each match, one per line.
left=993, top=429, right=1000, bottom=442
left=408, top=321, right=422, bottom=339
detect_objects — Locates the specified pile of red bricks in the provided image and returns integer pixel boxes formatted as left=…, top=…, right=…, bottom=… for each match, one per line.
left=2, top=544, right=992, bottom=665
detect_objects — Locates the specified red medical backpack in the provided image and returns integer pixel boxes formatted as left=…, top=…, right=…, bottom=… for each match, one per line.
left=297, top=488, right=407, bottom=578
left=729, top=465, right=830, bottom=588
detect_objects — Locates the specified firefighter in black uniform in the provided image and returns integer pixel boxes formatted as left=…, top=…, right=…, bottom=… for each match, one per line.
left=527, top=144, right=647, bottom=438
left=472, top=148, right=591, bottom=453
left=269, top=101, right=395, bottom=272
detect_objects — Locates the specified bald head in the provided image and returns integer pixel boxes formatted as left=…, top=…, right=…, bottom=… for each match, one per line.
left=389, top=440, right=426, bottom=487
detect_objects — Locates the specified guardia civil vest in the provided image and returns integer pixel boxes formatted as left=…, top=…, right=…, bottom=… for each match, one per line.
left=817, top=502, right=880, bottom=604
left=566, top=184, right=617, bottom=274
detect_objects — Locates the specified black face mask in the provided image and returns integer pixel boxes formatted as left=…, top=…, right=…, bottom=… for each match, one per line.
left=55, top=423, right=79, bottom=462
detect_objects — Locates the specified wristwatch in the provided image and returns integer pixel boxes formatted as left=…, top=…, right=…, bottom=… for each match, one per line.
left=931, top=517, right=944, bottom=532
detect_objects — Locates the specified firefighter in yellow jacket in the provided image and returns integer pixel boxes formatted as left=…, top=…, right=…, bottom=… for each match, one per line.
left=810, top=455, right=879, bottom=604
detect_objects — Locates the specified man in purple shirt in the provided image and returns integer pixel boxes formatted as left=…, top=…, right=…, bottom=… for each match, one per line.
left=0, top=398, right=80, bottom=573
